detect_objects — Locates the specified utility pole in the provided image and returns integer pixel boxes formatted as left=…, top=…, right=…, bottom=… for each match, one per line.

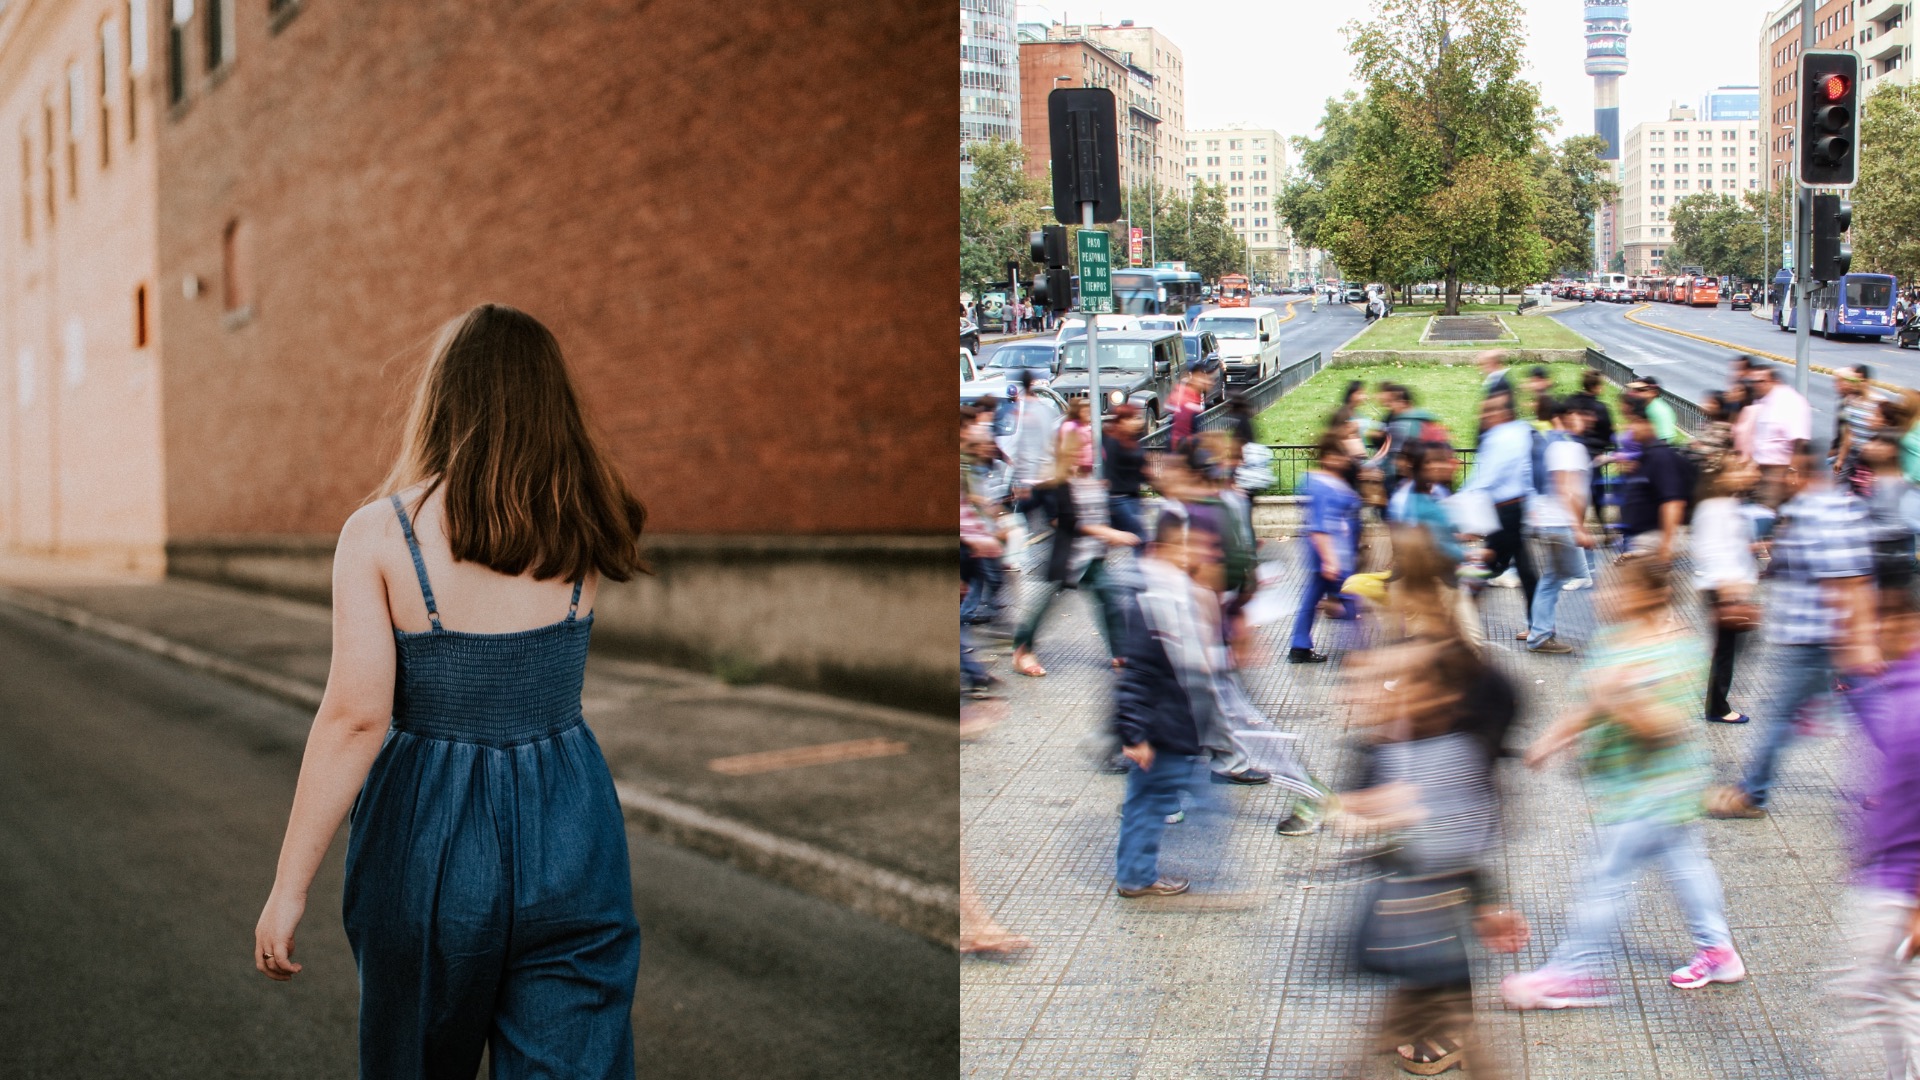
left=1792, top=0, right=1814, bottom=397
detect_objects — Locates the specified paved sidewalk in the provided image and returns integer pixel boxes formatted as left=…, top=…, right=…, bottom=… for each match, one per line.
left=963, top=539, right=1879, bottom=1078
left=0, top=559, right=957, bottom=944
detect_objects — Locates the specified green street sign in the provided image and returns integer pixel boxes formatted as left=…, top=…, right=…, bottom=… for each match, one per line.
left=1077, top=230, right=1113, bottom=314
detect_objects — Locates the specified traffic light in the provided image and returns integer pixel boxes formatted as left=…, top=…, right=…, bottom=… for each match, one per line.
left=1810, top=193, right=1853, bottom=282
left=1798, top=50, right=1859, bottom=186
left=1029, top=225, right=1073, bottom=313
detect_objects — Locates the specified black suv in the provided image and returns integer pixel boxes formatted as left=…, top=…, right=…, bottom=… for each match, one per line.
left=1049, top=330, right=1186, bottom=427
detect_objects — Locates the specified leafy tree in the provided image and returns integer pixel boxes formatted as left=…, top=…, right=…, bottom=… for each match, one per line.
left=959, top=139, right=1050, bottom=290
left=1664, top=190, right=1765, bottom=282
left=1276, top=92, right=1366, bottom=252
left=1319, top=0, right=1549, bottom=314
left=1534, top=134, right=1618, bottom=276
left=1854, top=84, right=1920, bottom=282
left=1609, top=249, right=1626, bottom=274
left=1152, top=180, right=1246, bottom=282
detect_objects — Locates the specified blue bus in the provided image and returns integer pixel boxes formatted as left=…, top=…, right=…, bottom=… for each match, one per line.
left=1777, top=272, right=1900, bottom=339
left=1112, top=267, right=1205, bottom=321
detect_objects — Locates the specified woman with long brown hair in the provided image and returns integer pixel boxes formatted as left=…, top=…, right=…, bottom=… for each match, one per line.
left=252, top=304, right=649, bottom=1076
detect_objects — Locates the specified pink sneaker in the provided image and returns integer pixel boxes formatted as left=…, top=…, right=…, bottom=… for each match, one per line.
left=1500, top=967, right=1611, bottom=1010
left=1670, top=945, right=1745, bottom=989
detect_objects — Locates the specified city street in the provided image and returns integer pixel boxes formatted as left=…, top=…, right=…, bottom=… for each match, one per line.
left=976, top=295, right=1368, bottom=373
left=0, top=602, right=956, bottom=1079
left=962, top=543, right=1877, bottom=1079
left=1555, top=301, right=1919, bottom=432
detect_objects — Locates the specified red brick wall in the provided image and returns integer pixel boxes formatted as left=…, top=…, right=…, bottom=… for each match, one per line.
left=156, top=0, right=954, bottom=538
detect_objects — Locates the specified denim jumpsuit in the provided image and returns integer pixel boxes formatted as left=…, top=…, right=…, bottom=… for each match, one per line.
left=343, top=496, right=640, bottom=1078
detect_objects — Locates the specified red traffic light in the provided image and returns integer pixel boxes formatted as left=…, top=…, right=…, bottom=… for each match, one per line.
left=1822, top=73, right=1851, bottom=101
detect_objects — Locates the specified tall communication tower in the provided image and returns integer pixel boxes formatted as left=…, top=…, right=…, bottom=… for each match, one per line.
left=1585, top=1, right=1629, bottom=271
left=1584, top=0, right=1630, bottom=159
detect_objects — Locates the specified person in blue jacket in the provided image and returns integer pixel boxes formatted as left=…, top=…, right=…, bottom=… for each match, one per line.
left=1292, top=431, right=1360, bottom=663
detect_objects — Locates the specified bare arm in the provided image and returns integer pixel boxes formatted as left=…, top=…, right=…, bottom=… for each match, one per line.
left=255, top=505, right=401, bottom=980
left=1557, top=468, right=1591, bottom=546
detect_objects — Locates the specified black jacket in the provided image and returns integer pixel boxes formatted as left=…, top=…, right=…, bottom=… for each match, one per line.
left=1109, top=591, right=1203, bottom=755
left=1565, top=391, right=1614, bottom=459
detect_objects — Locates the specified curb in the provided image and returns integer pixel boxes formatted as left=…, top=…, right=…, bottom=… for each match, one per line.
left=0, top=584, right=960, bottom=948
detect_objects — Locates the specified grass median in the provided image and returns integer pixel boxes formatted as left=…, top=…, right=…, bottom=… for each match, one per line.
left=1251, top=361, right=1623, bottom=448
left=1341, top=312, right=1594, bottom=352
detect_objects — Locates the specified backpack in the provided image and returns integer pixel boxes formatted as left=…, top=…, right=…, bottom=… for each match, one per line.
left=1530, top=429, right=1572, bottom=496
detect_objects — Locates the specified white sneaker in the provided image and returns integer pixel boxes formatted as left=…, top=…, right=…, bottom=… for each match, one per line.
left=1488, top=568, right=1521, bottom=588
left=1562, top=577, right=1592, bottom=591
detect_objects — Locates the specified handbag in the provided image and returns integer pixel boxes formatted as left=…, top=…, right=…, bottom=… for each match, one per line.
left=1713, top=600, right=1760, bottom=633
left=1353, top=869, right=1475, bottom=984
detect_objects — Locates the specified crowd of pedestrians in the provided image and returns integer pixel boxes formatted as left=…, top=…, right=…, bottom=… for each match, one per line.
left=963, top=346, right=1920, bottom=1077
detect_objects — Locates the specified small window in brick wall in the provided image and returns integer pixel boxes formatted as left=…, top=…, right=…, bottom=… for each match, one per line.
left=135, top=283, right=149, bottom=347
left=222, top=218, right=251, bottom=321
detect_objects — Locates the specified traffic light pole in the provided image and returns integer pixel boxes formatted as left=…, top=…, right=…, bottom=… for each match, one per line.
left=1084, top=201, right=1103, bottom=479
left=1794, top=186, right=1812, bottom=396
left=1793, top=0, right=1814, bottom=398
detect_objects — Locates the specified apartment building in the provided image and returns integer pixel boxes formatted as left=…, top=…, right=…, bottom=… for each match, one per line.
left=1184, top=125, right=1291, bottom=282
left=961, top=0, right=1020, bottom=183
left=1617, top=105, right=1762, bottom=276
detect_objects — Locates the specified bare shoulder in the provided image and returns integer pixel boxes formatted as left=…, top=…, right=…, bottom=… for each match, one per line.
left=336, top=498, right=403, bottom=561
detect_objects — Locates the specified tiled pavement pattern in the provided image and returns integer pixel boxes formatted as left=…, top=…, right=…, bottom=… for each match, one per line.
left=962, top=530, right=1883, bottom=1079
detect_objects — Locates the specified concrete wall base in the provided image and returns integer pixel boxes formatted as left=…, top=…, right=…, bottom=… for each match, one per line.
left=165, top=534, right=958, bottom=716
left=5, top=542, right=168, bottom=579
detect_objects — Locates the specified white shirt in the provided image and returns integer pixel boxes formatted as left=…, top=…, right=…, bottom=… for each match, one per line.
left=1527, top=436, right=1590, bottom=528
left=1691, top=497, right=1760, bottom=588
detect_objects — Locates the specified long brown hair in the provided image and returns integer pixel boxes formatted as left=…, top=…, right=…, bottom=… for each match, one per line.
left=379, top=304, right=648, bottom=582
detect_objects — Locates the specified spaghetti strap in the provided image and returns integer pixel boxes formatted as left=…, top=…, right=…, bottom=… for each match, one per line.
left=566, top=576, right=585, bottom=621
left=389, top=495, right=442, bottom=630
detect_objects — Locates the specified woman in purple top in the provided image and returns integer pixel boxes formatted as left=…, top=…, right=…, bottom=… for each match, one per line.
left=1837, top=585, right=1920, bottom=1076
left=1290, top=432, right=1359, bottom=664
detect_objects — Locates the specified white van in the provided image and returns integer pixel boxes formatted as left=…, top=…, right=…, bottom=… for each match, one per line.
left=1193, top=307, right=1282, bottom=386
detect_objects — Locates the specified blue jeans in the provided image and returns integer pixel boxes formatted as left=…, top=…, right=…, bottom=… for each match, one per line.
left=1740, top=642, right=1845, bottom=807
left=1291, top=547, right=1353, bottom=652
left=1109, top=494, right=1145, bottom=541
left=1547, top=819, right=1731, bottom=976
left=1526, top=526, right=1583, bottom=647
left=1116, top=754, right=1216, bottom=890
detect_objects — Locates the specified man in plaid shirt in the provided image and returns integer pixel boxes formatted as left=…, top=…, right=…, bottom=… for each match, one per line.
left=1710, top=439, right=1881, bottom=818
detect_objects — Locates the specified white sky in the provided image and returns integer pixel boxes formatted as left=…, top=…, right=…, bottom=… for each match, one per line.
left=1017, top=0, right=1783, bottom=155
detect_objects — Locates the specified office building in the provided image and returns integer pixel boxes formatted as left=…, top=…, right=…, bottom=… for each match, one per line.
left=1617, top=105, right=1762, bottom=276
left=961, top=0, right=1021, bottom=183
left=1045, top=20, right=1185, bottom=192
left=1184, top=125, right=1291, bottom=283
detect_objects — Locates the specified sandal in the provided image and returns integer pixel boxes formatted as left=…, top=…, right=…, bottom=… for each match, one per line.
left=1012, top=650, right=1047, bottom=678
left=1394, top=1034, right=1465, bottom=1075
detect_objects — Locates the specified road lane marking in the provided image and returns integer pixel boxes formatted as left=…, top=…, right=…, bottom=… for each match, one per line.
left=1616, top=304, right=1895, bottom=388
left=708, top=737, right=910, bottom=776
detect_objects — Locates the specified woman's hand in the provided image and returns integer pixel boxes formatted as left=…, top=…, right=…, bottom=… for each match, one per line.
left=1474, top=906, right=1531, bottom=953
left=255, top=888, right=307, bottom=981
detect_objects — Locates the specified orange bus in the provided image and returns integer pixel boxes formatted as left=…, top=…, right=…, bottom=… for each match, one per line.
left=1667, top=276, right=1688, bottom=303
left=1651, top=278, right=1671, bottom=303
left=1682, top=276, right=1719, bottom=306
left=1216, top=273, right=1251, bottom=307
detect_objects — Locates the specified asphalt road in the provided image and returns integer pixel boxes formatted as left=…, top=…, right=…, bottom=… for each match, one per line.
left=0, top=604, right=956, bottom=1079
left=977, top=295, right=1368, bottom=371
left=1552, top=300, right=1920, bottom=435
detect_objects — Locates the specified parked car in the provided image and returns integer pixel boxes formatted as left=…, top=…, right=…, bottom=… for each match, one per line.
left=1049, top=330, right=1186, bottom=425
left=1899, top=316, right=1920, bottom=349
left=1344, top=286, right=1366, bottom=303
left=1181, top=330, right=1229, bottom=406
left=1137, top=314, right=1186, bottom=334
left=961, top=317, right=980, bottom=357
left=977, top=340, right=1059, bottom=380
left=1729, top=292, right=1753, bottom=311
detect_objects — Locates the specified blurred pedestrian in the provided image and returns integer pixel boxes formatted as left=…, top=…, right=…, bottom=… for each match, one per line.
left=1104, top=403, right=1148, bottom=541
left=1690, top=391, right=1736, bottom=478
left=1111, top=515, right=1230, bottom=898
left=1010, top=427, right=1139, bottom=678
left=1340, top=633, right=1526, bottom=1077
left=1709, top=438, right=1879, bottom=819
left=1524, top=398, right=1592, bottom=655
left=1059, top=397, right=1095, bottom=473
left=1461, top=391, right=1538, bottom=619
left=254, top=304, right=647, bottom=1071
left=1626, top=376, right=1688, bottom=446
left=1693, top=457, right=1761, bottom=724
left=1168, top=360, right=1213, bottom=451
left=1862, top=432, right=1916, bottom=590
left=1290, top=432, right=1359, bottom=664
left=1505, top=556, right=1744, bottom=1009
left=1616, top=401, right=1692, bottom=562
left=1835, top=365, right=1877, bottom=487
left=1006, top=369, right=1063, bottom=541
left=1736, top=362, right=1811, bottom=508
left=1833, top=584, right=1920, bottom=1077
left=1476, top=351, right=1512, bottom=404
